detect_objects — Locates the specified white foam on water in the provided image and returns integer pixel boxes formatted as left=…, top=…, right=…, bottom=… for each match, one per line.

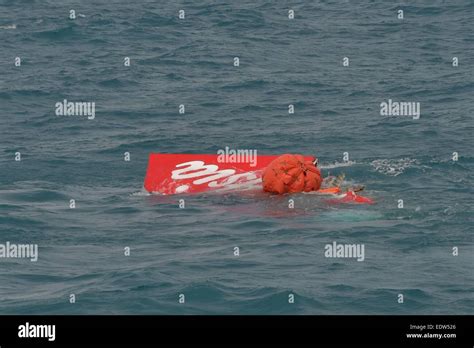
left=0, top=24, right=16, bottom=30
left=370, top=158, right=420, bottom=176
left=320, top=160, right=356, bottom=169
left=131, top=188, right=152, bottom=196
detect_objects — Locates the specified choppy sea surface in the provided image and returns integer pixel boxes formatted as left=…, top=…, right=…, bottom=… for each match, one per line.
left=0, top=0, right=473, bottom=314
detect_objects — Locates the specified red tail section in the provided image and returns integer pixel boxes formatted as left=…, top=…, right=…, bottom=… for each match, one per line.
left=143, top=153, right=374, bottom=204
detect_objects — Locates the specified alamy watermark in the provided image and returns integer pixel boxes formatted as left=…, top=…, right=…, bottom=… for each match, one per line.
left=0, top=242, right=38, bottom=262
left=380, top=99, right=420, bottom=120
left=18, top=322, right=55, bottom=341
left=324, top=241, right=365, bottom=262
left=217, top=146, right=257, bottom=167
left=55, top=99, right=95, bottom=120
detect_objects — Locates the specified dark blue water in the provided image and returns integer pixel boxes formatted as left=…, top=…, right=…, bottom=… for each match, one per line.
left=0, top=0, right=473, bottom=314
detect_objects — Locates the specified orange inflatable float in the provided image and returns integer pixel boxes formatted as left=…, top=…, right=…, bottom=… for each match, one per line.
left=262, top=154, right=322, bottom=194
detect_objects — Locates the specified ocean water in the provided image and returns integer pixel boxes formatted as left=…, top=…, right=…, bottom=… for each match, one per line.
left=0, top=0, right=473, bottom=314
